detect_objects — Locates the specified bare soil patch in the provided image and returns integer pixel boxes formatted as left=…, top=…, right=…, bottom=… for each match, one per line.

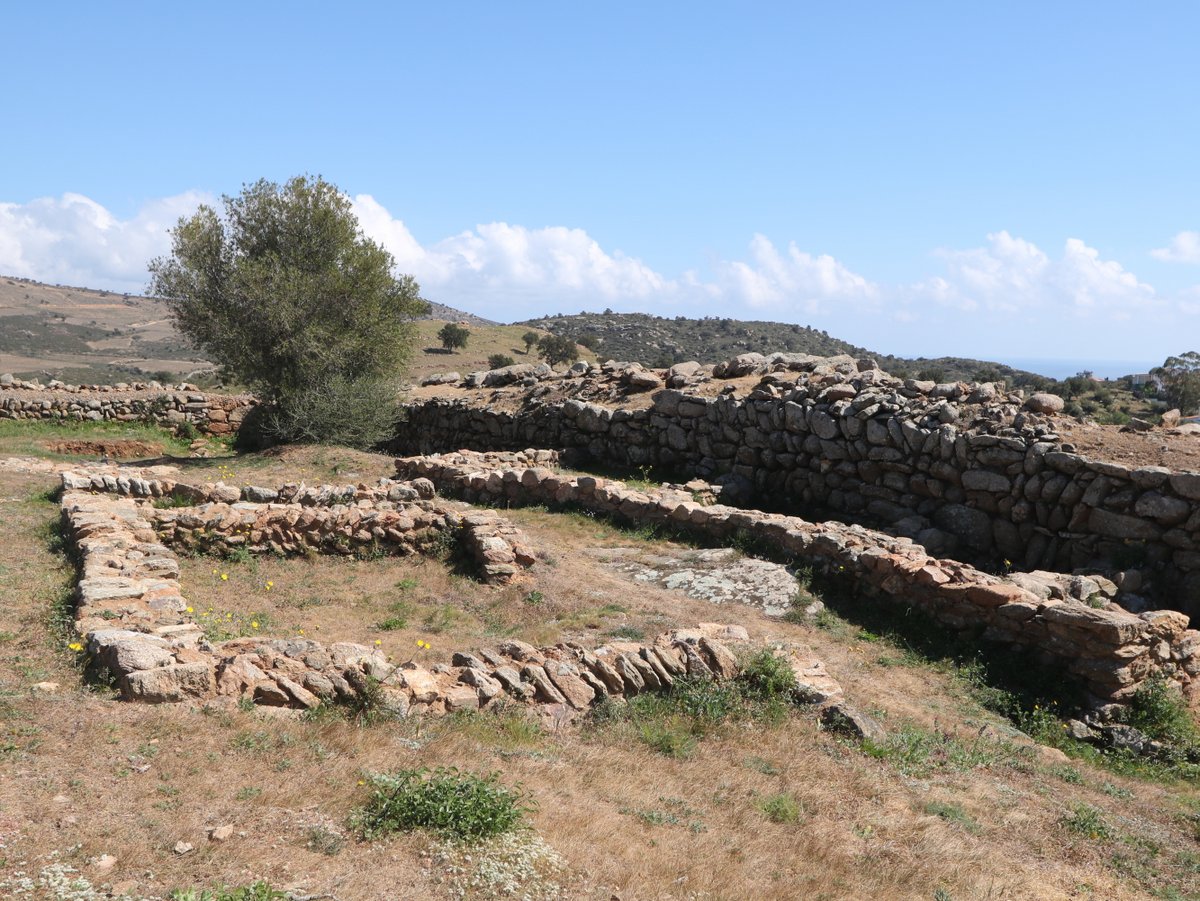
left=46, top=438, right=164, bottom=459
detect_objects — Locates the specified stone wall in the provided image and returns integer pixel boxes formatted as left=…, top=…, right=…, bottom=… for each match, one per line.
left=396, top=450, right=1200, bottom=714
left=394, top=363, right=1200, bottom=618
left=60, top=469, right=537, bottom=586
left=1, top=378, right=255, bottom=436
left=59, top=465, right=753, bottom=720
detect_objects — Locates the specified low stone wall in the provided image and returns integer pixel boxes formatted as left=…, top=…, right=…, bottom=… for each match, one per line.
left=395, top=366, right=1200, bottom=617
left=396, top=451, right=1200, bottom=714
left=60, top=469, right=759, bottom=719
left=0, top=380, right=255, bottom=436
left=61, top=469, right=536, bottom=586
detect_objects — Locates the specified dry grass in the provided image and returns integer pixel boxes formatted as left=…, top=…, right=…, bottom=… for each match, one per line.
left=406, top=322, right=597, bottom=386
left=2, top=434, right=1199, bottom=900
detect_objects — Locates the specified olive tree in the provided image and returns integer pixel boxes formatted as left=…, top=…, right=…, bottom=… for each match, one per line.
left=536, top=334, right=580, bottom=367
left=1153, top=352, right=1200, bottom=414
left=148, top=175, right=429, bottom=447
left=438, top=322, right=470, bottom=350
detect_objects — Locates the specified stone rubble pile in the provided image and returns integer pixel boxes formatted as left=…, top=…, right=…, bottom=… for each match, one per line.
left=396, top=450, right=1200, bottom=714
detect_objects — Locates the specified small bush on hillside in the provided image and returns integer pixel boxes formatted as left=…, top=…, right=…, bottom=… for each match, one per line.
left=759, top=792, right=803, bottom=824
left=169, top=882, right=287, bottom=901
left=488, top=353, right=515, bottom=369
left=351, top=767, right=530, bottom=841
left=1120, top=674, right=1200, bottom=763
left=1060, top=802, right=1113, bottom=840
left=535, top=333, right=580, bottom=366
left=738, top=649, right=798, bottom=703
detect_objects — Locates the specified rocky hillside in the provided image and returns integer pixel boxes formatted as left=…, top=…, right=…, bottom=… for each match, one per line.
left=518, top=311, right=1055, bottom=387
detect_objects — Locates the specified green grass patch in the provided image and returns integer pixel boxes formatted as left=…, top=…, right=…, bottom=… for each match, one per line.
left=0, top=417, right=195, bottom=458
left=169, top=881, right=287, bottom=901
left=923, top=800, right=981, bottom=832
left=862, top=723, right=1018, bottom=778
left=1060, top=802, right=1113, bottom=840
left=758, top=792, right=803, bottom=824
left=351, top=767, right=531, bottom=841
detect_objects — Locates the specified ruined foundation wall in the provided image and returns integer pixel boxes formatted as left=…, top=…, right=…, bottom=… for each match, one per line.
left=1, top=380, right=255, bottom=436
left=396, top=451, right=1200, bottom=714
left=395, top=390, right=1200, bottom=617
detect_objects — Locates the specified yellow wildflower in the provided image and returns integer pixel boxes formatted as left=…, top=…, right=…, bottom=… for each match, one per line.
left=220, top=573, right=228, bottom=581
left=68, top=642, right=83, bottom=652
left=186, top=606, right=193, bottom=613
left=251, top=620, right=259, bottom=630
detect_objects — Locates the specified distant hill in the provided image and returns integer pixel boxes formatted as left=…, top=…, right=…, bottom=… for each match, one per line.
left=517, top=311, right=1056, bottom=387
left=0, top=275, right=211, bottom=384
left=424, top=301, right=497, bottom=327
left=0, top=274, right=492, bottom=383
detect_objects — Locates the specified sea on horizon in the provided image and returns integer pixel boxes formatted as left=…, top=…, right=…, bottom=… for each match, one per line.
left=996, top=358, right=1162, bottom=382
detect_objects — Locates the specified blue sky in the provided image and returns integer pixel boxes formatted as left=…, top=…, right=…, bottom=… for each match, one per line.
left=2, top=2, right=1198, bottom=371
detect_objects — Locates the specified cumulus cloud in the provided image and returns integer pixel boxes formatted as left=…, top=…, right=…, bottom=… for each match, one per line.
left=0, top=191, right=210, bottom=295
left=1151, top=230, right=1200, bottom=263
left=0, top=190, right=1191, bottom=360
left=715, top=233, right=878, bottom=311
left=921, top=230, right=1155, bottom=315
left=352, top=194, right=676, bottom=305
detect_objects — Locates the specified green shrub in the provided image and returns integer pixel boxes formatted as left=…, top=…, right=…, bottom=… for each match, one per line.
left=737, top=649, right=797, bottom=703
left=637, top=719, right=698, bottom=758
left=438, top=322, right=470, bottom=350
left=169, top=882, right=287, bottom=901
left=150, top=175, right=427, bottom=452
left=1060, top=802, right=1113, bottom=840
left=758, top=793, right=803, bottom=824
left=351, top=767, right=530, bottom=841
left=488, top=353, right=516, bottom=369
left=257, top=373, right=402, bottom=448
left=1122, top=674, right=1200, bottom=760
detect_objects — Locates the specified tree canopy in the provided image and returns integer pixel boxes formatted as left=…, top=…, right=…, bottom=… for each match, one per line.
left=148, top=175, right=428, bottom=446
left=536, top=334, right=580, bottom=367
left=438, top=322, right=470, bottom=350
left=1153, top=352, right=1200, bottom=414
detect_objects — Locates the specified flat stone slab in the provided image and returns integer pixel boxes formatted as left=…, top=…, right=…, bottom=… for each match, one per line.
left=592, top=546, right=806, bottom=617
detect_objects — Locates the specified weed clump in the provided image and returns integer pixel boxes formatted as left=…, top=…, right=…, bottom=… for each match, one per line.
left=1060, top=802, right=1113, bottom=840
left=758, top=792, right=803, bottom=824
left=169, top=882, right=287, bottom=901
left=351, top=767, right=531, bottom=841
left=589, top=648, right=803, bottom=755
left=1120, top=674, right=1200, bottom=764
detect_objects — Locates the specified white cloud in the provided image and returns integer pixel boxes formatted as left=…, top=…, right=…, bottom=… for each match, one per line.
left=352, top=195, right=682, bottom=307
left=715, top=233, right=878, bottom=311
left=0, top=190, right=1191, bottom=361
left=0, top=191, right=211, bottom=295
left=921, top=230, right=1155, bottom=315
left=1151, top=230, right=1200, bottom=263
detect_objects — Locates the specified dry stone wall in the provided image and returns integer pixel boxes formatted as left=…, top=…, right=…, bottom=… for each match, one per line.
left=396, top=450, right=1200, bottom=714
left=1, top=377, right=254, bottom=436
left=59, top=465, right=758, bottom=720
left=395, top=359, right=1200, bottom=618
left=61, top=469, right=537, bottom=586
